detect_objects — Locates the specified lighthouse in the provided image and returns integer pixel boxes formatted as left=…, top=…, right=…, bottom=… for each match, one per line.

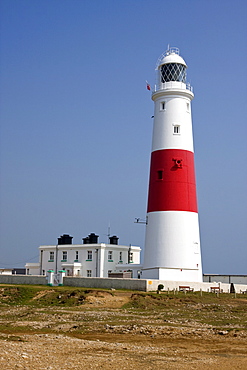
left=142, top=47, right=202, bottom=282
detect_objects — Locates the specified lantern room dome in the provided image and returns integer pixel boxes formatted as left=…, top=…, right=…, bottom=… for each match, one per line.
left=156, top=47, right=187, bottom=69
left=156, top=47, right=187, bottom=84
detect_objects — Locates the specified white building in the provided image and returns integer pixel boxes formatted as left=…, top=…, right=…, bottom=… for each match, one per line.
left=0, top=268, right=13, bottom=275
left=25, top=233, right=141, bottom=278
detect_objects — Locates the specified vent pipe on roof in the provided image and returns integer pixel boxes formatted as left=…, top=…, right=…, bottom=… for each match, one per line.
left=57, top=234, right=73, bottom=245
left=109, top=235, right=119, bottom=245
left=82, top=233, right=99, bottom=244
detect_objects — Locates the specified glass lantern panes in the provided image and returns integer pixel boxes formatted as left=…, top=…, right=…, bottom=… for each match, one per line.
left=160, top=63, right=186, bottom=83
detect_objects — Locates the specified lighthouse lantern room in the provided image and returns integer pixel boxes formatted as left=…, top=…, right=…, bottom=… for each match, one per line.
left=142, top=47, right=203, bottom=282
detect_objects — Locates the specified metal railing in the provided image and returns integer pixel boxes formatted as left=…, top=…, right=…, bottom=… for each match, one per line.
left=155, top=47, right=180, bottom=70
left=153, top=81, right=193, bottom=93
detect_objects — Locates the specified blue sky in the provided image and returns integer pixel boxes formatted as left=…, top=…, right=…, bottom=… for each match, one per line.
left=0, top=0, right=246, bottom=274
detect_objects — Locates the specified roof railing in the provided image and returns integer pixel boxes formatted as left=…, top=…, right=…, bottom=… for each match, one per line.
left=155, top=47, right=180, bottom=70
left=165, top=47, right=180, bottom=56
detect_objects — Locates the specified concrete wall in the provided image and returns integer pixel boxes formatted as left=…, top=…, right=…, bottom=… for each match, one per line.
left=0, top=274, right=47, bottom=285
left=63, top=277, right=247, bottom=293
left=63, top=276, right=147, bottom=291
left=203, top=274, right=247, bottom=285
left=145, top=279, right=247, bottom=293
left=0, top=274, right=247, bottom=294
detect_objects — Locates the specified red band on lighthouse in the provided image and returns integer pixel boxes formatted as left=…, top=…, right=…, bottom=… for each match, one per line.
left=147, top=148, right=198, bottom=213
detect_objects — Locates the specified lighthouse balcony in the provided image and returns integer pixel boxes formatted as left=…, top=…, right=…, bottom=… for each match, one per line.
left=153, top=81, right=193, bottom=93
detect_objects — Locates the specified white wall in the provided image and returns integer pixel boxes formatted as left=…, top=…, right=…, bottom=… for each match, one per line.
left=145, top=279, right=247, bottom=293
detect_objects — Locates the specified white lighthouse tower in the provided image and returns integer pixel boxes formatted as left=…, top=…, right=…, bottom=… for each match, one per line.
left=142, top=47, right=202, bottom=282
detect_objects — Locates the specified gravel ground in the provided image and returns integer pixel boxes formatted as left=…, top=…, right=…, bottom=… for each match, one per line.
left=0, top=289, right=247, bottom=369
left=1, top=332, right=247, bottom=370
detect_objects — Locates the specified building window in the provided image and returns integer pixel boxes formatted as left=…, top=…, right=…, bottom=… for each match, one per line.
left=129, top=252, right=133, bottom=263
left=119, top=251, right=123, bottom=262
left=62, top=251, right=67, bottom=261
left=173, top=125, right=180, bottom=134
left=186, top=102, right=190, bottom=112
left=87, top=270, right=92, bottom=277
left=75, top=251, right=79, bottom=261
left=157, top=170, right=163, bottom=180
left=108, top=251, right=113, bottom=261
left=160, top=101, right=166, bottom=110
left=87, top=250, right=92, bottom=261
left=49, top=251, right=54, bottom=262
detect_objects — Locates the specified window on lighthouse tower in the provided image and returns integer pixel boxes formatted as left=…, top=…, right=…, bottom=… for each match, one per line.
left=173, top=125, right=180, bottom=134
left=157, top=170, right=163, bottom=180
left=160, top=101, right=166, bottom=110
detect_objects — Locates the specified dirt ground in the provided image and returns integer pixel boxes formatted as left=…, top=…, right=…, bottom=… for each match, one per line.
left=0, top=288, right=247, bottom=369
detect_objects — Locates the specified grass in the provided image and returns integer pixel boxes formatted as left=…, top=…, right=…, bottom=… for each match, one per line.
left=0, top=285, right=111, bottom=307
left=0, top=284, right=246, bottom=337
left=120, top=291, right=247, bottom=331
